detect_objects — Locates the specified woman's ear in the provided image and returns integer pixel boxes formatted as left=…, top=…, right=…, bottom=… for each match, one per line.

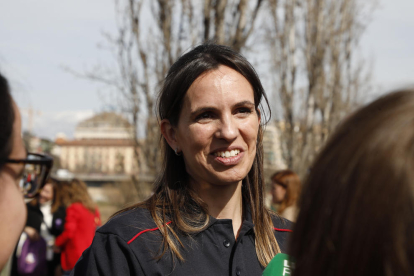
left=257, top=108, right=261, bottom=125
left=160, top=119, right=178, bottom=151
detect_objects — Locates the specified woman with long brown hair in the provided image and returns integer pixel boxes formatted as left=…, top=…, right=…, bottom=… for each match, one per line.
left=72, top=43, right=292, bottom=275
left=270, top=170, right=301, bottom=222
left=55, top=179, right=100, bottom=276
left=290, top=89, right=414, bottom=276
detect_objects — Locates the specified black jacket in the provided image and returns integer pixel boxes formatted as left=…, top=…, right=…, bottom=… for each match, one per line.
left=49, top=205, right=66, bottom=237
left=25, top=202, right=66, bottom=237
left=26, top=202, right=44, bottom=232
left=72, top=207, right=292, bottom=276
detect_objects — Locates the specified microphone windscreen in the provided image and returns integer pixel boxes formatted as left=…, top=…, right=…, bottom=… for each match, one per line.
left=262, top=253, right=295, bottom=276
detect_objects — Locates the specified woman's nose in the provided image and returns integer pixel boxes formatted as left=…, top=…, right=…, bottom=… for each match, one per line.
left=216, top=115, right=238, bottom=141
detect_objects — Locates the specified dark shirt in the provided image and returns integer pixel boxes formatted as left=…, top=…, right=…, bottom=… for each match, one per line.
left=25, top=202, right=66, bottom=237
left=26, top=202, right=43, bottom=232
left=72, top=207, right=292, bottom=276
left=50, top=205, right=66, bottom=237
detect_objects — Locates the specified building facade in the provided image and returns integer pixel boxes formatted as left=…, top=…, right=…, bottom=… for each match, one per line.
left=55, top=112, right=138, bottom=175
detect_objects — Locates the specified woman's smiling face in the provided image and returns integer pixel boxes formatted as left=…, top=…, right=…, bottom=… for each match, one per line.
left=174, top=65, right=260, bottom=187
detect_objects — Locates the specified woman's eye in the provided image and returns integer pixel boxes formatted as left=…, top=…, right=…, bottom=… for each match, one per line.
left=196, top=112, right=213, bottom=121
left=236, top=107, right=253, bottom=115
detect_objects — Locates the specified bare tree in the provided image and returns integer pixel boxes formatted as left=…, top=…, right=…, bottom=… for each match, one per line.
left=69, top=0, right=374, bottom=191
left=266, top=0, right=374, bottom=176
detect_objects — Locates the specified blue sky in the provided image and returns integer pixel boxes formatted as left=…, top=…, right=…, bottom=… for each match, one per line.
left=1, top=0, right=413, bottom=140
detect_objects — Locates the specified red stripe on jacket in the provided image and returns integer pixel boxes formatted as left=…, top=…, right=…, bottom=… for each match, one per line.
left=274, top=227, right=292, bottom=232
left=127, top=221, right=290, bottom=245
left=127, top=221, right=172, bottom=244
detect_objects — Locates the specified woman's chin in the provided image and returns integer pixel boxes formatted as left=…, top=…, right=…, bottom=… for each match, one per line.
left=211, top=174, right=245, bottom=187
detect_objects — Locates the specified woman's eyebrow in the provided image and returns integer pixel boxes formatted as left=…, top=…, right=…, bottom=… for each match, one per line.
left=233, top=101, right=255, bottom=108
left=190, top=101, right=255, bottom=117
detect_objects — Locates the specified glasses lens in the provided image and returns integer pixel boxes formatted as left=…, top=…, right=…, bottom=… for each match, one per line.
left=19, top=155, right=48, bottom=198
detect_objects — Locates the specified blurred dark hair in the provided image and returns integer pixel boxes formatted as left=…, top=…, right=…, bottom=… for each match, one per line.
left=290, top=89, right=414, bottom=276
left=0, top=73, right=15, bottom=170
left=271, top=169, right=301, bottom=213
left=49, top=178, right=64, bottom=213
left=118, top=42, right=278, bottom=266
left=59, top=180, right=72, bottom=207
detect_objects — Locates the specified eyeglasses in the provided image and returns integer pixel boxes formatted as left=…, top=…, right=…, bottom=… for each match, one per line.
left=6, top=153, right=53, bottom=198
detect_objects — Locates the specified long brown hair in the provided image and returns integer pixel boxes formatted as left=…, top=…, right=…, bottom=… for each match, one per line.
left=66, top=179, right=97, bottom=213
left=116, top=43, right=279, bottom=266
left=271, top=170, right=301, bottom=214
left=59, top=180, right=72, bottom=208
left=50, top=178, right=65, bottom=213
left=290, top=89, right=414, bottom=276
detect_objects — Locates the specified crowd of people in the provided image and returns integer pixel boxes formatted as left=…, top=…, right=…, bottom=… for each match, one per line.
left=7, top=177, right=100, bottom=276
left=12, top=178, right=66, bottom=276
left=1, top=42, right=413, bottom=276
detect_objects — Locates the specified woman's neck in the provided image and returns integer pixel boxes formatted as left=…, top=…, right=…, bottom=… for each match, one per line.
left=40, top=200, right=52, bottom=207
left=191, top=180, right=244, bottom=239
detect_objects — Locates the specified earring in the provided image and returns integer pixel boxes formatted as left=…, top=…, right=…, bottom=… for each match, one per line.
left=174, top=147, right=182, bottom=156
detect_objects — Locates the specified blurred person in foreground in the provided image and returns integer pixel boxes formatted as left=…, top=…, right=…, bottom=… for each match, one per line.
left=72, top=43, right=292, bottom=276
left=270, top=170, right=301, bottom=222
left=290, top=89, right=414, bottom=276
left=0, top=73, right=52, bottom=271
left=54, top=179, right=100, bottom=276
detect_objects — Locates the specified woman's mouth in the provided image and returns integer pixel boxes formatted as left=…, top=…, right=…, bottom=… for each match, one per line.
left=212, top=149, right=243, bottom=165
left=213, top=149, right=240, bottom=158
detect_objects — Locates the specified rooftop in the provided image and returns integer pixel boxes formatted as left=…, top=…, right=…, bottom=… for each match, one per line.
left=77, top=112, right=132, bottom=129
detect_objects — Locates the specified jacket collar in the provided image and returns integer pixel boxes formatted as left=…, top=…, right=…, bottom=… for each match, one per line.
left=205, top=203, right=255, bottom=235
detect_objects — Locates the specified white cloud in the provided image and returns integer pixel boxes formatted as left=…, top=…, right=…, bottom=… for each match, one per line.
left=21, top=110, right=95, bottom=140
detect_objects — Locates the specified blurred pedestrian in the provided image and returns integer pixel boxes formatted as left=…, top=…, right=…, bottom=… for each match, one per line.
left=270, top=170, right=301, bottom=222
left=0, top=72, right=52, bottom=272
left=290, top=89, right=414, bottom=276
left=20, top=178, right=66, bottom=276
left=55, top=179, right=100, bottom=276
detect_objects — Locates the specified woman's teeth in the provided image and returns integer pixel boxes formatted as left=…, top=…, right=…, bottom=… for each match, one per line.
left=214, top=149, right=240, bottom=158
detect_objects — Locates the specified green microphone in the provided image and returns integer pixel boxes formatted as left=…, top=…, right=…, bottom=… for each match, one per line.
left=262, top=253, right=295, bottom=276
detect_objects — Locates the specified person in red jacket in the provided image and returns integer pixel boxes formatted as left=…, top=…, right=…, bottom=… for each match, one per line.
left=55, top=179, right=100, bottom=275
